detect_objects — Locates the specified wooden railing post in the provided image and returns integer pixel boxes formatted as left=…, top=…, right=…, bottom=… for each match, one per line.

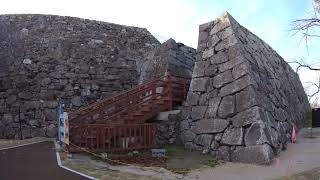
left=127, top=92, right=133, bottom=123
left=151, top=82, right=156, bottom=114
left=167, top=71, right=173, bottom=110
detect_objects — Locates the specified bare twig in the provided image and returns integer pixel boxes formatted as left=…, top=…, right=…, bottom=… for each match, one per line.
left=291, top=5, right=320, bottom=50
left=287, top=61, right=320, bottom=73
left=304, top=77, right=320, bottom=101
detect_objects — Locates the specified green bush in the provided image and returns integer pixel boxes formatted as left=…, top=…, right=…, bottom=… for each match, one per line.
left=206, top=159, right=218, bottom=167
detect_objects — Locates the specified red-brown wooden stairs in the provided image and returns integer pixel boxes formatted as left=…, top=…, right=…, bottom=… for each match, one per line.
left=68, top=73, right=190, bottom=153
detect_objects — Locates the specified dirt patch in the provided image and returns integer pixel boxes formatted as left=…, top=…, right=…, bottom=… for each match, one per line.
left=60, top=144, right=219, bottom=179
left=163, top=144, right=218, bottom=172
left=100, top=144, right=218, bottom=173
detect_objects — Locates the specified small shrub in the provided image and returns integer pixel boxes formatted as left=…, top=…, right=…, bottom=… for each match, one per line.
left=206, top=159, right=218, bottom=167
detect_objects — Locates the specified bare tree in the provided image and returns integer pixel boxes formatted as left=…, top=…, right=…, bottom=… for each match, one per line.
left=288, top=60, right=320, bottom=73
left=291, top=3, right=320, bottom=49
left=290, top=0, right=320, bottom=106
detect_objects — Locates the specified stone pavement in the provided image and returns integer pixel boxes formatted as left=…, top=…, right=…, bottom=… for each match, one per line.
left=0, top=141, right=87, bottom=180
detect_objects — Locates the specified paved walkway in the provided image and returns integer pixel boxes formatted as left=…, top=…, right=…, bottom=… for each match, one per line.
left=184, top=128, right=320, bottom=180
left=0, top=141, right=87, bottom=180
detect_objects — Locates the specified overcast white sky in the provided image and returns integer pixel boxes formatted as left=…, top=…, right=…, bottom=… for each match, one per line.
left=1, top=0, right=320, bottom=105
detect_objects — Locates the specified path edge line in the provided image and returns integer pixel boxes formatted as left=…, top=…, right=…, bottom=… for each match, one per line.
left=0, top=139, right=51, bottom=151
left=54, top=141, right=96, bottom=180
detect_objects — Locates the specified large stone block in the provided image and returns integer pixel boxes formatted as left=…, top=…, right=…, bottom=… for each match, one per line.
left=180, top=130, right=196, bottom=143
left=192, top=61, right=207, bottom=78
left=191, top=106, right=207, bottom=120
left=218, top=95, right=235, bottom=118
left=221, top=127, right=243, bottom=145
left=191, top=119, right=229, bottom=134
left=185, top=92, right=200, bottom=106
left=219, top=75, right=255, bottom=97
left=190, top=77, right=209, bottom=92
left=212, top=70, right=233, bottom=88
left=230, top=106, right=264, bottom=127
left=210, top=51, right=229, bottom=64
left=235, top=86, right=257, bottom=112
left=231, top=144, right=274, bottom=164
left=194, top=134, right=213, bottom=147
left=245, top=122, right=271, bottom=146
left=205, top=97, right=221, bottom=118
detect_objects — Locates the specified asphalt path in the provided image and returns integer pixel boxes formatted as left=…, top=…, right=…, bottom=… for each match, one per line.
left=0, top=141, right=87, bottom=180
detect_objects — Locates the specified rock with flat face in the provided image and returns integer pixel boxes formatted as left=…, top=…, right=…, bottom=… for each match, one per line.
left=231, top=144, right=274, bottom=164
left=221, top=127, right=243, bottom=145
left=191, top=119, right=229, bottom=134
left=218, top=95, right=235, bottom=118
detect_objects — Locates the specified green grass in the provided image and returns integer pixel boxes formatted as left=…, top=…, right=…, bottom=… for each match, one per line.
left=163, top=144, right=187, bottom=156
left=206, top=159, right=219, bottom=167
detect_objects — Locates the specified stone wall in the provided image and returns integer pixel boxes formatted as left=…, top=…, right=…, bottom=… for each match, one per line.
left=0, top=14, right=160, bottom=139
left=139, top=38, right=195, bottom=83
left=179, top=12, right=311, bottom=163
left=153, top=110, right=181, bottom=145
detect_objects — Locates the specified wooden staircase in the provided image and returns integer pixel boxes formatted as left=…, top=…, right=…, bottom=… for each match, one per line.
left=68, top=73, right=190, bottom=152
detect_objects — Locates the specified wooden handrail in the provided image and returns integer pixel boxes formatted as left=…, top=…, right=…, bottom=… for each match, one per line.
left=71, top=80, right=166, bottom=121
left=69, top=72, right=191, bottom=126
left=69, top=72, right=191, bottom=153
left=69, top=77, right=166, bottom=116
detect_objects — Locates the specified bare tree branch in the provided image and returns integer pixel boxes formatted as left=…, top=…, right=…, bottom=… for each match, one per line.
left=287, top=61, right=320, bottom=73
left=291, top=5, right=320, bottom=50
left=289, top=0, right=320, bottom=106
left=304, top=77, right=320, bottom=102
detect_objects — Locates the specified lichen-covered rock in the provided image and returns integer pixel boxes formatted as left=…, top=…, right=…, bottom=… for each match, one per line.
left=180, top=12, right=310, bottom=163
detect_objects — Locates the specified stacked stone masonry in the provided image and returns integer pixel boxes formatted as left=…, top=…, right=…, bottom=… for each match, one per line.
left=0, top=14, right=195, bottom=139
left=179, top=12, right=310, bottom=163
left=139, top=38, right=195, bottom=83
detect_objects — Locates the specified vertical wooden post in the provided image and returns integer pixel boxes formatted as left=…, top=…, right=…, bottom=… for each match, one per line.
left=102, top=127, right=106, bottom=150
left=152, top=125, right=156, bottom=146
left=127, top=92, right=133, bottom=123
left=108, top=128, right=111, bottom=150
left=167, top=71, right=173, bottom=110
left=113, top=127, right=116, bottom=152
left=151, top=82, right=156, bottom=114
left=96, top=126, right=100, bottom=150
